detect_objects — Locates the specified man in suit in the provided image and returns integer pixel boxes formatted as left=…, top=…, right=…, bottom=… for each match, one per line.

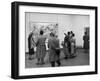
left=48, top=32, right=61, bottom=67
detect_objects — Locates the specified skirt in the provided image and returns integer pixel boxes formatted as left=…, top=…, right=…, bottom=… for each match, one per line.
left=36, top=45, right=46, bottom=59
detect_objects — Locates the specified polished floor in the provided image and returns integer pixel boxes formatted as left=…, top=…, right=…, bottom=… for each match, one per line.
left=25, top=49, right=89, bottom=68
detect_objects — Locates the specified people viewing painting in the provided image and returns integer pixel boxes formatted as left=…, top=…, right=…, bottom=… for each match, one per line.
left=48, top=33, right=61, bottom=67
left=35, top=30, right=46, bottom=65
left=25, top=12, right=90, bottom=69
left=28, top=32, right=35, bottom=60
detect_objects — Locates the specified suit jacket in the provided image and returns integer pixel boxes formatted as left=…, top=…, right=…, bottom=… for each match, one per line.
left=48, top=37, right=59, bottom=62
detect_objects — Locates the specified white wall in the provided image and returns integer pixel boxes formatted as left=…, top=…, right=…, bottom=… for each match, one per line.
left=25, top=13, right=89, bottom=52
left=0, top=0, right=99, bottom=81
left=71, top=15, right=90, bottom=47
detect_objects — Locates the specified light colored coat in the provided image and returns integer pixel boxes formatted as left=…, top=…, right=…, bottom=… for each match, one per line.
left=70, top=37, right=76, bottom=54
left=36, top=35, right=46, bottom=59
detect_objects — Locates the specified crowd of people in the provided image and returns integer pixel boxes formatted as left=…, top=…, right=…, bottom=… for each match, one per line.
left=62, top=31, right=76, bottom=59
left=28, top=30, right=77, bottom=67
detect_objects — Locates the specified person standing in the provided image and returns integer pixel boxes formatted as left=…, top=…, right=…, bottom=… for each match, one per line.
left=36, top=30, right=46, bottom=65
left=63, top=32, right=71, bottom=59
left=55, top=35, right=61, bottom=62
left=70, top=33, right=76, bottom=58
left=83, top=32, right=89, bottom=53
left=48, top=33, right=61, bottom=67
left=28, top=32, right=35, bottom=60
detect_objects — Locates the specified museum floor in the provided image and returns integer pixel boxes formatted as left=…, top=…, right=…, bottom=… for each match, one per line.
left=25, top=49, right=89, bottom=68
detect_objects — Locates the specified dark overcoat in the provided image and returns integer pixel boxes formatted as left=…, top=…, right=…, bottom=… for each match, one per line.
left=48, top=37, right=59, bottom=62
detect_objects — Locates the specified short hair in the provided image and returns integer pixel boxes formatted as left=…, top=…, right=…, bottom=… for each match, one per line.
left=50, top=32, right=54, bottom=37
left=40, top=30, right=44, bottom=35
left=67, top=32, right=70, bottom=35
left=72, top=33, right=75, bottom=37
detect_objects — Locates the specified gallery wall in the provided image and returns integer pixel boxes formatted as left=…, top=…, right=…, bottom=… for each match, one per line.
left=25, top=12, right=89, bottom=52
left=71, top=15, right=90, bottom=47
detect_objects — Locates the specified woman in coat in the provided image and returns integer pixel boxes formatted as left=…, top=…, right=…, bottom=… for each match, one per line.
left=70, top=33, right=76, bottom=58
left=36, top=30, right=46, bottom=65
left=28, top=32, right=35, bottom=60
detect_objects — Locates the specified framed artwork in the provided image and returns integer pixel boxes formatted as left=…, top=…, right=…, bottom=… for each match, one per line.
left=11, top=1, right=98, bottom=79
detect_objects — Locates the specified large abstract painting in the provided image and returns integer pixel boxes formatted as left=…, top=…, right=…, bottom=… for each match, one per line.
left=29, top=22, right=58, bottom=38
